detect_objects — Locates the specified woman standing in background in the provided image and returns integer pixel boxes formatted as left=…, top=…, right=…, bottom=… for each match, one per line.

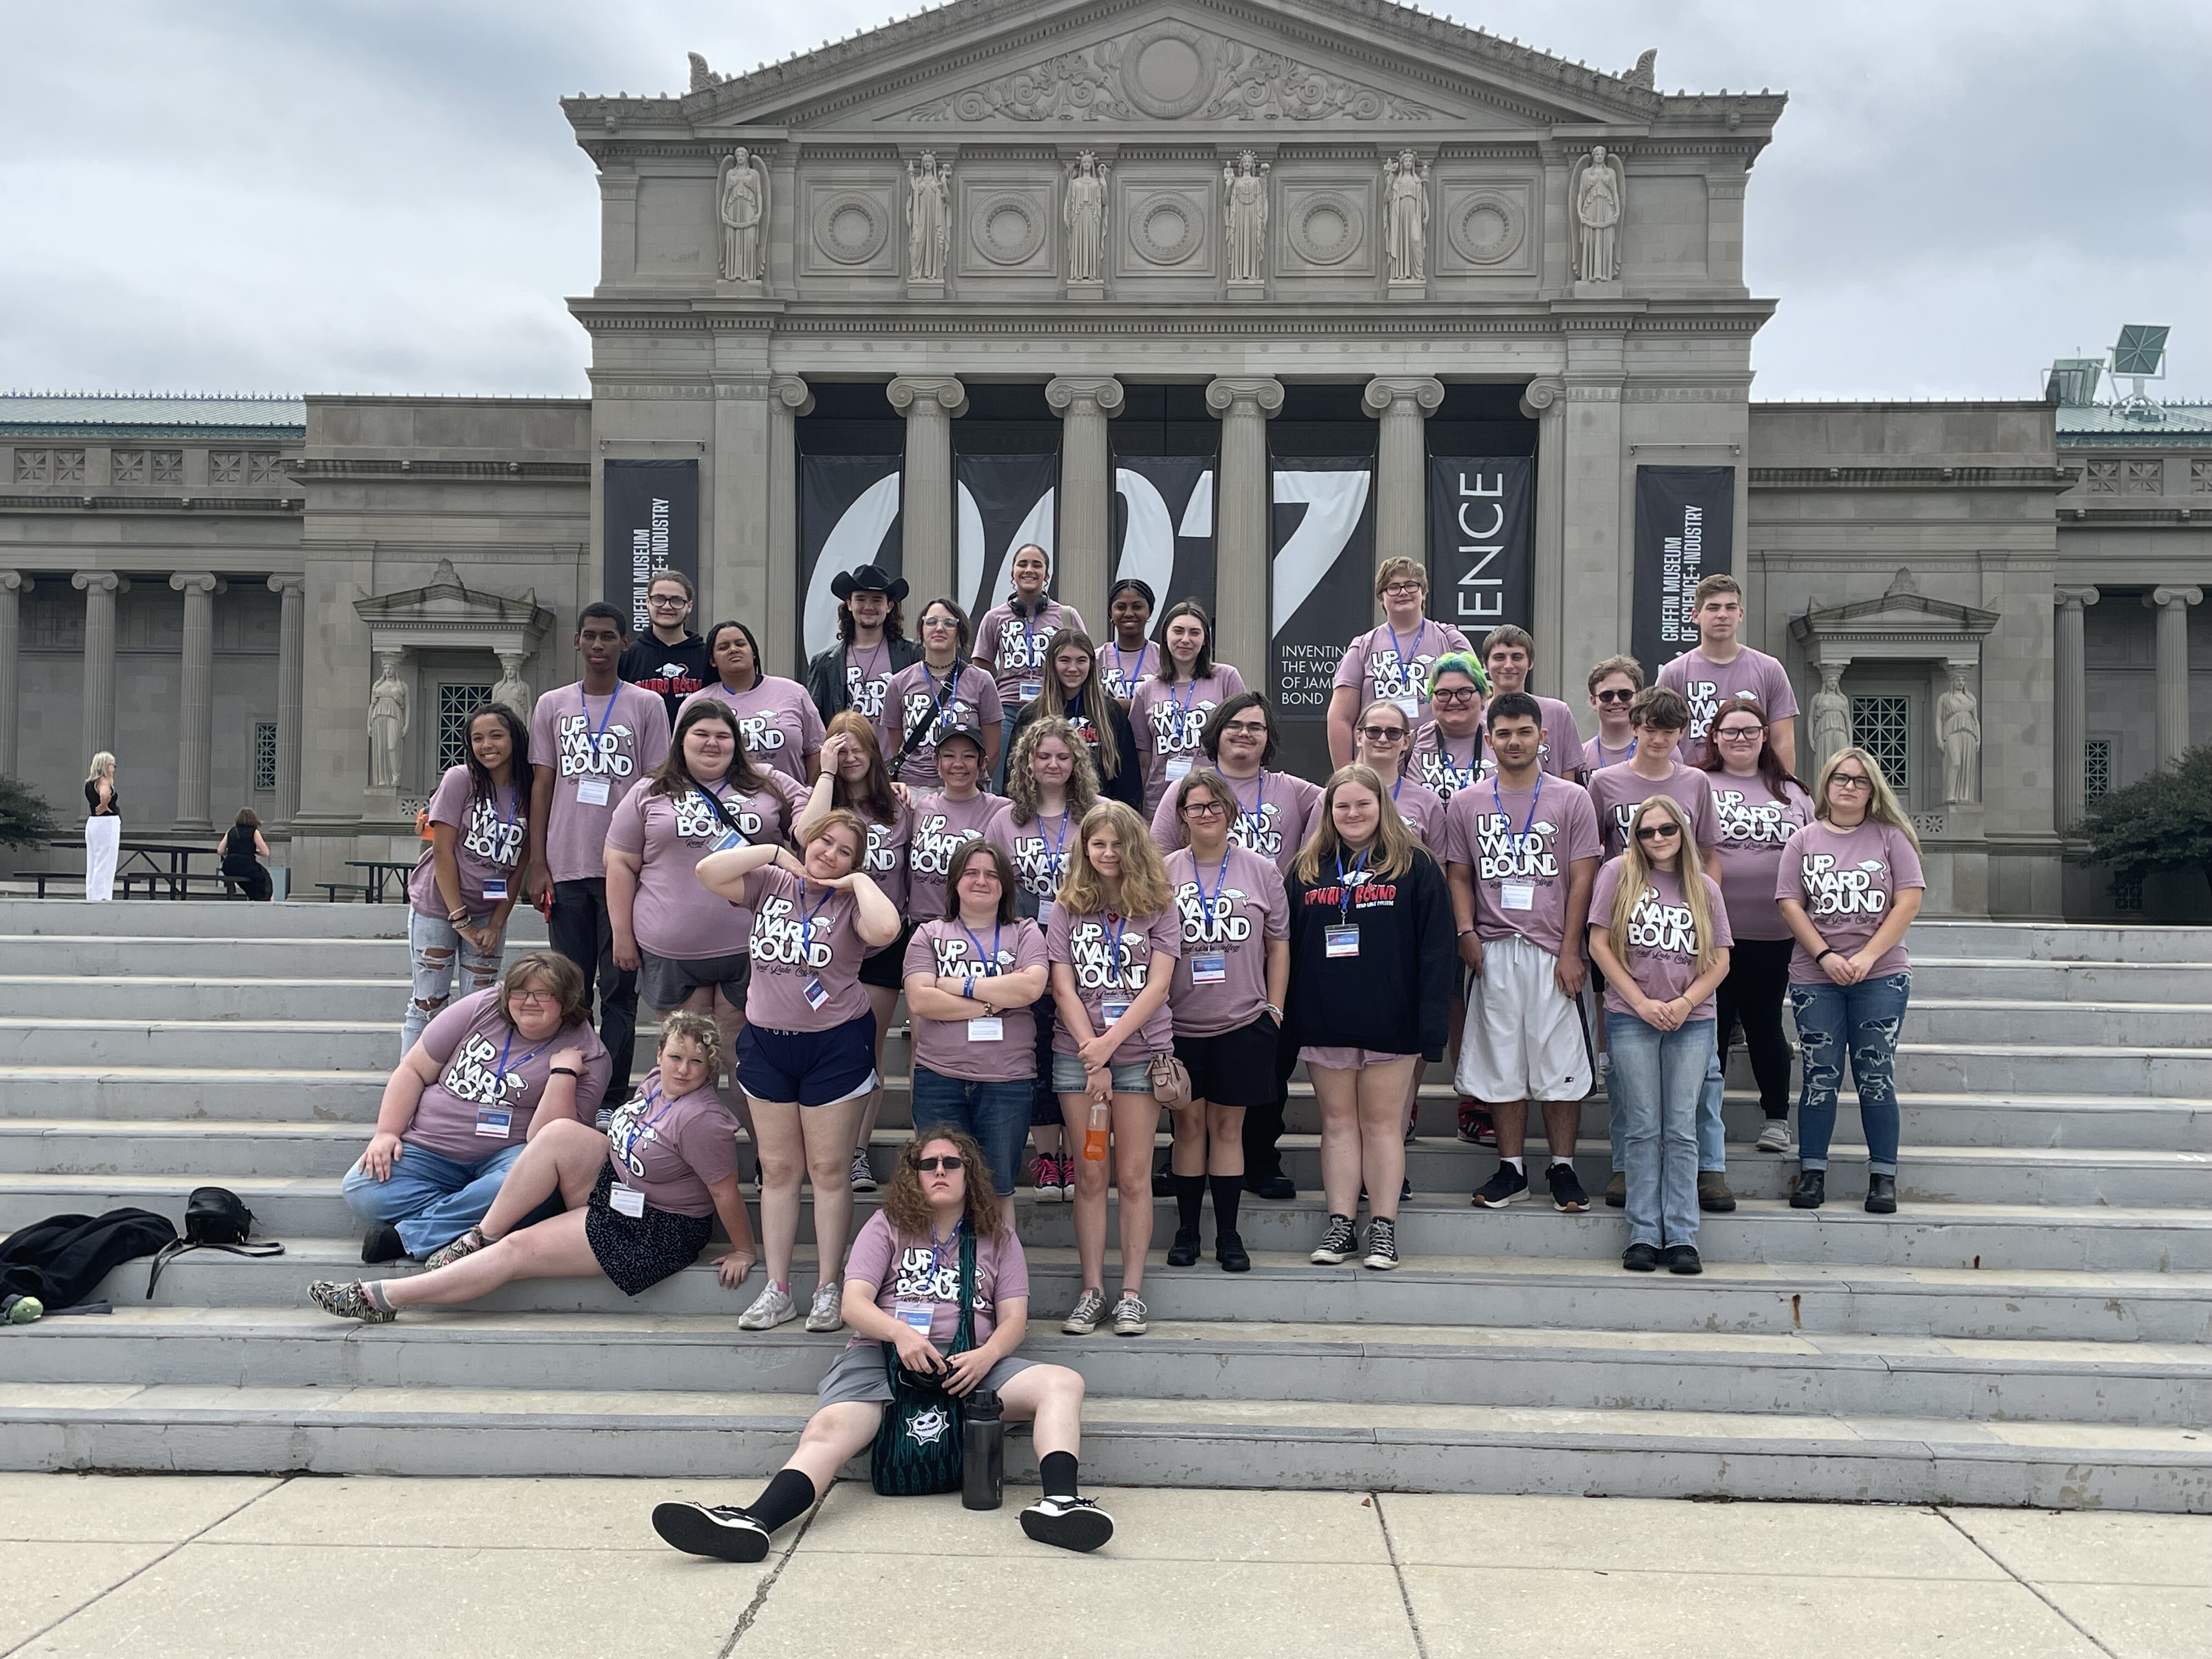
left=83, top=752, right=120, bottom=901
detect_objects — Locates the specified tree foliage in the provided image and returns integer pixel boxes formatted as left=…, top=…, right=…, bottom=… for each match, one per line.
left=2068, top=745, right=2212, bottom=901
left=0, top=776, right=60, bottom=850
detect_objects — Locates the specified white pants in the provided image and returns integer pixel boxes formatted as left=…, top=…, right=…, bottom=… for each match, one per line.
left=84, top=816, right=120, bottom=902
left=1455, top=933, right=1592, bottom=1104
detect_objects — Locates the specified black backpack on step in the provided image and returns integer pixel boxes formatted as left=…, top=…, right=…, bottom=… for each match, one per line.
left=145, top=1187, right=285, bottom=1295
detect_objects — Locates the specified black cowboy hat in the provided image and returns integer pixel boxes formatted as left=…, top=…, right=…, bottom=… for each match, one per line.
left=831, top=563, right=910, bottom=602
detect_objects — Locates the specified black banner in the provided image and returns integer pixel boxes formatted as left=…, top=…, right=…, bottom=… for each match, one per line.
left=955, top=453, right=1060, bottom=622
left=1632, top=465, right=1735, bottom=677
left=1113, top=456, right=1217, bottom=619
left=799, top=455, right=903, bottom=663
left=602, top=460, right=699, bottom=637
left=1270, top=457, right=1376, bottom=723
left=1427, top=456, right=1533, bottom=641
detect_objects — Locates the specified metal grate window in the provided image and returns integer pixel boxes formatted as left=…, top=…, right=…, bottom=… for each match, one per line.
left=437, top=683, right=494, bottom=772
left=2112, top=873, right=2143, bottom=912
left=2084, top=738, right=2112, bottom=801
left=1850, top=695, right=1911, bottom=792
left=252, top=722, right=278, bottom=792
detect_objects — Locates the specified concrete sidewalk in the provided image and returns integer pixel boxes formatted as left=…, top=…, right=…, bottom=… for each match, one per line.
left=3, top=1475, right=2208, bottom=1658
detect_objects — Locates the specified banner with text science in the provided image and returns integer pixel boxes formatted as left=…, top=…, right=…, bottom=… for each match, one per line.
left=1426, top=456, right=1533, bottom=642
left=1270, top=457, right=1376, bottom=723
left=1631, top=465, right=1735, bottom=678
left=1113, top=455, right=1217, bottom=619
left=799, top=454, right=903, bottom=663
left=602, top=460, right=699, bottom=639
left=955, top=452, right=1059, bottom=625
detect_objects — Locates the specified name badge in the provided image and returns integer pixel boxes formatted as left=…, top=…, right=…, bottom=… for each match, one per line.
left=1190, top=952, right=1227, bottom=984
left=1500, top=881, right=1537, bottom=912
left=1035, top=899, right=1055, bottom=926
left=894, top=1297, right=934, bottom=1332
left=802, top=976, right=830, bottom=1011
left=480, top=877, right=508, bottom=900
left=711, top=827, right=746, bottom=853
left=473, top=1107, right=513, bottom=1139
left=967, top=1016, right=1005, bottom=1042
left=1101, top=997, right=1132, bottom=1023
left=1019, top=680, right=1042, bottom=701
left=1393, top=695, right=1419, bottom=722
left=608, top=1182, right=647, bottom=1218
left=1325, top=926, right=1360, bottom=959
left=574, top=777, right=611, bottom=806
left=1165, top=757, right=1193, bottom=781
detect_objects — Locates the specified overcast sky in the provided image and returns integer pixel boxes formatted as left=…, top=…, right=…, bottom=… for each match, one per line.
left=4, top=0, right=2207, bottom=403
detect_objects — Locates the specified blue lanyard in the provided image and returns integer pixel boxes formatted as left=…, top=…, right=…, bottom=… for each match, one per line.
left=927, top=1220, right=962, bottom=1285
left=1043, top=810, right=1070, bottom=887
left=494, top=1028, right=550, bottom=1096
left=960, top=921, right=1002, bottom=978
left=1391, top=770, right=1407, bottom=805
left=634, top=1080, right=679, bottom=1133
left=924, top=661, right=960, bottom=727
left=1167, top=675, right=1201, bottom=743
left=1016, top=599, right=1048, bottom=663
left=1334, top=849, right=1370, bottom=924
left=1192, top=848, right=1232, bottom=921
left=1105, top=912, right=1128, bottom=990
left=1493, top=772, right=1543, bottom=852
left=580, top=687, right=618, bottom=748
left=1383, top=619, right=1428, bottom=692
left=1229, top=772, right=1267, bottom=840
left=488, top=783, right=521, bottom=856
left=1110, top=642, right=1142, bottom=690
left=1596, top=737, right=1637, bottom=768
left=799, top=887, right=837, bottom=961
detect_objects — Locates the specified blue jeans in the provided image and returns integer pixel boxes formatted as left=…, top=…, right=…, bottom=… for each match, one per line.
left=1605, top=1013, right=1712, bottom=1250
left=340, top=1141, right=560, bottom=1259
left=910, top=1065, right=1035, bottom=1197
left=1609, top=1042, right=1728, bottom=1175
left=1788, top=973, right=1911, bottom=1175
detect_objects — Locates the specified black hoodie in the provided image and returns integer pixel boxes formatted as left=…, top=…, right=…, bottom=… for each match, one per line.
left=1283, top=844, right=1455, bottom=1062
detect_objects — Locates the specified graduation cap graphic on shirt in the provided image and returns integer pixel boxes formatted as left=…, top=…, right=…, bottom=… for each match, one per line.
left=1858, top=860, right=1886, bottom=872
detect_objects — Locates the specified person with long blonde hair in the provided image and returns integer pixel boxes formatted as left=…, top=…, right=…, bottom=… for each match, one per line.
left=82, top=751, right=121, bottom=901
left=1776, top=746, right=1926, bottom=1215
left=1004, top=628, right=1143, bottom=809
left=1047, top=799, right=1179, bottom=1335
left=1585, top=795, right=1733, bottom=1275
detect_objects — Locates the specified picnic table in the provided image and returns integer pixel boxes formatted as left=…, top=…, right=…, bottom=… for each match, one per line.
left=47, top=839, right=224, bottom=899
left=343, top=859, right=422, bottom=903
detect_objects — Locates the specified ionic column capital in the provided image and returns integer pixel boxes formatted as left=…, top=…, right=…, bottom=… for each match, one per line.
left=887, top=376, right=968, bottom=420
left=169, top=572, right=226, bottom=597
left=267, top=574, right=307, bottom=598
left=770, top=374, right=815, bottom=418
left=1361, top=375, right=1444, bottom=419
left=0, top=572, right=31, bottom=596
left=2147, top=585, right=2204, bottom=611
left=1204, top=376, right=1284, bottom=418
left=72, top=570, right=129, bottom=596
left=1519, top=376, right=1566, bottom=419
left=1045, top=376, right=1125, bottom=418
left=2053, top=585, right=2101, bottom=611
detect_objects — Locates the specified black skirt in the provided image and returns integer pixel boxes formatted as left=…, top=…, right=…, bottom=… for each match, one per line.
left=582, top=1164, right=714, bottom=1296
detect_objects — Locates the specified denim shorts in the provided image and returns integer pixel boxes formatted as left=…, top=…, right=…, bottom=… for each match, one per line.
left=1051, top=1052, right=1154, bottom=1094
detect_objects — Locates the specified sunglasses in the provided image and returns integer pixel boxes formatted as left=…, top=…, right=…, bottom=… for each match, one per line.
left=916, top=1155, right=964, bottom=1172
left=1594, top=689, right=1637, bottom=705
left=1359, top=725, right=1407, bottom=743
left=1634, top=824, right=1681, bottom=841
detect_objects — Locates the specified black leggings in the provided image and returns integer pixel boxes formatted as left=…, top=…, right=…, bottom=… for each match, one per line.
left=1716, top=936, right=1795, bottom=1118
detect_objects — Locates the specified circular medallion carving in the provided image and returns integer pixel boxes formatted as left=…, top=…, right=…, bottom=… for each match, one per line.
left=1129, top=193, right=1199, bottom=266
left=973, top=192, right=1045, bottom=266
left=1119, top=21, right=1215, bottom=120
left=1448, top=190, right=1524, bottom=266
left=1286, top=190, right=1364, bottom=267
left=811, top=192, right=887, bottom=266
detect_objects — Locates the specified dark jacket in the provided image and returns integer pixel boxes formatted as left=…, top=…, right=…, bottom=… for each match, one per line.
left=1006, top=694, right=1145, bottom=812
left=1284, top=845, right=1455, bottom=1062
left=806, top=635, right=922, bottom=726
left=619, top=633, right=712, bottom=726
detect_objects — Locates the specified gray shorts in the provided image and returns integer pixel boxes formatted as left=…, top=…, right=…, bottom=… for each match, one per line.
left=1051, top=1053, right=1155, bottom=1094
left=816, top=1342, right=1036, bottom=1406
left=639, top=948, right=749, bottom=1011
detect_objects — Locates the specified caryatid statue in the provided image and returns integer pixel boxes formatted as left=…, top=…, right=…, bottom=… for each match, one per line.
left=1811, top=665, right=1850, bottom=773
left=367, top=653, right=409, bottom=791
left=717, top=146, right=768, bottom=282
left=1382, top=150, right=1429, bottom=282
left=1223, top=151, right=1269, bottom=283
left=1064, top=151, right=1109, bottom=283
left=1940, top=667, right=1982, bottom=806
left=1574, top=144, right=1624, bottom=282
left=906, top=152, right=951, bottom=282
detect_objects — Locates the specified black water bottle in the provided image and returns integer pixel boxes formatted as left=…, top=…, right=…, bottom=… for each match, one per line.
left=962, top=1387, right=1005, bottom=1510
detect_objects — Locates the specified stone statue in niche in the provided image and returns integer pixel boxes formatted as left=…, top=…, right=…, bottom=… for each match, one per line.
left=491, top=652, right=534, bottom=724
left=1574, top=145, right=1624, bottom=283
left=1382, top=150, right=1429, bottom=283
left=1223, top=151, right=1269, bottom=283
left=1940, top=668, right=1981, bottom=805
left=368, top=653, right=409, bottom=791
left=906, top=152, right=951, bottom=282
left=716, top=147, right=768, bottom=283
left=1064, top=151, right=1109, bottom=283
left=1811, top=666, right=1850, bottom=773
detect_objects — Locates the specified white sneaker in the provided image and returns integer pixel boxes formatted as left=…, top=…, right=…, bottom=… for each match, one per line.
left=804, top=1280, right=844, bottom=1332
left=738, top=1283, right=797, bottom=1331
left=849, top=1148, right=877, bottom=1192
left=1757, top=1119, right=1793, bottom=1153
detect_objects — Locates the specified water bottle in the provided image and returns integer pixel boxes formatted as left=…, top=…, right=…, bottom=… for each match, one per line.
left=1082, top=1098, right=1110, bottom=1162
left=962, top=1387, right=1005, bottom=1510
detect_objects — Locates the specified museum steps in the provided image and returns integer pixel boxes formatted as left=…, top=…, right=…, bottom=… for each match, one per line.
left=1, top=900, right=2208, bottom=1511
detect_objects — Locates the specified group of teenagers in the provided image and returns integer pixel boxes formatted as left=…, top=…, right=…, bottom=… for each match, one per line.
left=311, top=549, right=1923, bottom=1561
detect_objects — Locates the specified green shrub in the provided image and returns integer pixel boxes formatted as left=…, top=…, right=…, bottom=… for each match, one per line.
left=0, top=776, right=60, bottom=850
left=2069, top=745, right=2212, bottom=904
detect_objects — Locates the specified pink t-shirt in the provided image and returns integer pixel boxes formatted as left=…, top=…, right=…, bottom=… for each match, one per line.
left=877, top=661, right=1003, bottom=788
left=1589, top=863, right=1734, bottom=1023
left=1658, top=645, right=1800, bottom=760
left=1440, top=774, right=1603, bottom=957
left=849, top=798, right=914, bottom=919
left=1408, top=724, right=1494, bottom=804
left=1585, top=760, right=1724, bottom=859
left=1166, top=845, right=1288, bottom=1037
left=905, top=792, right=1011, bottom=923
left=1579, top=732, right=1639, bottom=778
left=1332, top=619, right=1473, bottom=727
left=903, top=917, right=1047, bottom=1083
left=1706, top=772, right=1815, bottom=941
left=1151, top=769, right=1320, bottom=879
left=1776, top=819, right=1925, bottom=984
left=403, top=988, right=611, bottom=1163
left=976, top=599, right=1085, bottom=704
left=837, top=642, right=902, bottom=724
left=741, top=866, right=872, bottom=1031
left=1130, top=667, right=1249, bottom=812
left=1386, top=774, right=1446, bottom=850
left=407, top=766, right=528, bottom=921
left=605, top=772, right=809, bottom=960
left=603, top=1068, right=740, bottom=1218
left=842, top=1210, right=1030, bottom=1351
left=1099, top=639, right=1160, bottom=701
left=1048, top=904, right=1181, bottom=1065
left=988, top=808, right=1077, bottom=916
left=678, top=676, right=824, bottom=786
left=529, top=680, right=672, bottom=884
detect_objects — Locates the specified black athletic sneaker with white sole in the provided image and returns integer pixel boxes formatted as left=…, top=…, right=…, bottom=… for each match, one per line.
left=651, top=1502, right=771, bottom=1562
left=1021, top=1494, right=1115, bottom=1553
left=1548, top=1163, right=1589, bottom=1214
left=1471, top=1164, right=1530, bottom=1208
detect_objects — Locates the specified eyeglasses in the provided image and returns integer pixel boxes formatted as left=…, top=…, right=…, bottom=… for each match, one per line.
left=1432, top=687, right=1478, bottom=705
left=1221, top=720, right=1269, bottom=737
left=916, top=1155, right=964, bottom=1172
left=1715, top=726, right=1764, bottom=743
left=1182, top=799, right=1226, bottom=818
left=921, top=616, right=958, bottom=629
left=1830, top=772, right=1874, bottom=791
left=1594, top=689, right=1637, bottom=705
left=509, top=988, right=556, bottom=1005
left=1634, top=824, right=1681, bottom=841
left=1381, top=582, right=1424, bottom=597
left=647, top=595, right=688, bottom=607
left=1359, top=726, right=1407, bottom=743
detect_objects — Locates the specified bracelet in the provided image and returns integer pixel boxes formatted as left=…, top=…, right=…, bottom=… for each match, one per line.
left=962, top=973, right=977, bottom=1000
left=1814, top=947, right=1837, bottom=963
left=1457, top=926, right=1475, bottom=937
left=549, top=1066, right=581, bottom=1079
left=1263, top=1003, right=1284, bottom=1022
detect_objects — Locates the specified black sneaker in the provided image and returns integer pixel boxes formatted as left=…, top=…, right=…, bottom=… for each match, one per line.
left=1165, top=1226, right=1200, bottom=1268
left=1362, top=1216, right=1400, bottom=1271
left=651, top=1502, right=771, bottom=1562
left=360, top=1221, right=405, bottom=1265
left=1471, top=1165, right=1530, bottom=1208
left=1216, top=1232, right=1251, bottom=1273
left=1547, top=1163, right=1589, bottom=1214
left=1310, top=1214, right=1359, bottom=1264
left=1622, top=1242, right=1660, bottom=1272
left=1021, top=1493, right=1115, bottom=1553
left=1245, top=1171, right=1296, bottom=1200
left=1663, top=1245, right=1705, bottom=1276
left=1152, top=1156, right=1173, bottom=1197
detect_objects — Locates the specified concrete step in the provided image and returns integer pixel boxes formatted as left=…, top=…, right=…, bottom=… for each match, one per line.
left=1910, top=921, right=2212, bottom=964
left=100, top=1235, right=2212, bottom=1344
left=1888, top=1043, right=2208, bottom=1097
left=5, top=1381, right=2206, bottom=1509
left=1902, top=1000, right=2211, bottom=1047
left=0, top=977, right=398, bottom=1023
left=1907, top=956, right=2212, bottom=1003
left=0, top=900, right=419, bottom=939
left=0, top=939, right=420, bottom=978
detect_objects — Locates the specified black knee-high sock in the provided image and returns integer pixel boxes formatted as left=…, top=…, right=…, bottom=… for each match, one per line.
left=1210, top=1173, right=1244, bottom=1240
left=1172, top=1172, right=1206, bottom=1234
left=1039, top=1449, right=1080, bottom=1500
left=743, top=1466, right=818, bottom=1533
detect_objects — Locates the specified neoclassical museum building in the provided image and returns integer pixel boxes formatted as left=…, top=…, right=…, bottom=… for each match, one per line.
left=2, top=0, right=2207, bottom=917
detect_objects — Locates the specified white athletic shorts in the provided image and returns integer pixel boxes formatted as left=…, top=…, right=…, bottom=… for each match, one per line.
left=1455, top=933, right=1592, bottom=1105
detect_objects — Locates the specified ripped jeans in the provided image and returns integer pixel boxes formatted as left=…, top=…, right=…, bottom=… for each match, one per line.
left=1787, top=972, right=1910, bottom=1175
left=402, top=909, right=503, bottom=1056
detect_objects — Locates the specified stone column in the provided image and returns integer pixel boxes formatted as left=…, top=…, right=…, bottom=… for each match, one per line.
left=2053, top=586, right=2100, bottom=834
left=267, top=575, right=305, bottom=830
left=72, top=571, right=128, bottom=762
left=1362, top=376, right=1445, bottom=620
left=1205, top=377, right=1285, bottom=691
left=886, top=376, right=968, bottom=606
left=768, top=375, right=814, bottom=673
left=1520, top=377, right=1567, bottom=681
left=2147, top=585, right=2203, bottom=769
left=0, top=572, right=28, bottom=779
left=169, top=572, right=225, bottom=831
left=1045, top=376, right=1125, bottom=630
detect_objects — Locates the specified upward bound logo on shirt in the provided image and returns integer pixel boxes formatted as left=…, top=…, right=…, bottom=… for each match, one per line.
left=1627, top=887, right=1697, bottom=956
left=910, top=814, right=984, bottom=877
left=1005, top=832, right=1064, bottom=893
left=751, top=893, right=834, bottom=968
left=864, top=820, right=900, bottom=874
left=736, top=712, right=787, bottom=753
left=673, top=793, right=761, bottom=844
left=606, top=1098, right=661, bottom=1178
left=996, top=617, right=1053, bottom=671
left=1801, top=852, right=1889, bottom=918
left=1176, top=883, right=1252, bottom=944
left=1229, top=804, right=1290, bottom=857
left=1471, top=814, right=1560, bottom=881
left=894, top=1243, right=981, bottom=1306
left=930, top=935, right=1013, bottom=977
left=1412, top=748, right=1493, bottom=799
left=1068, top=920, right=1147, bottom=991
left=1149, top=698, right=1210, bottom=754
left=441, top=1032, right=525, bottom=1107
left=900, top=691, right=969, bottom=748
left=462, top=797, right=524, bottom=866
left=556, top=711, right=636, bottom=780
left=1713, top=789, right=1792, bottom=847
left=845, top=662, right=889, bottom=720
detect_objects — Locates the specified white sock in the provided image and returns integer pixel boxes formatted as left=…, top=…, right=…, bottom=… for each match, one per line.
left=1502, top=1155, right=1524, bottom=1173
left=1550, top=1157, right=1576, bottom=1171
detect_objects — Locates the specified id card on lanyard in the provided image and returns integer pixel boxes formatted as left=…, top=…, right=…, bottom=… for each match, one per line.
left=799, top=888, right=837, bottom=1010
left=1189, top=850, right=1231, bottom=982
left=1100, top=913, right=1133, bottom=1023
left=1382, top=620, right=1427, bottom=722
left=475, top=1029, right=544, bottom=1137
left=1326, top=848, right=1369, bottom=958
left=479, top=785, right=521, bottom=900
left=573, top=688, right=620, bottom=806
left=962, top=922, right=1003, bottom=1040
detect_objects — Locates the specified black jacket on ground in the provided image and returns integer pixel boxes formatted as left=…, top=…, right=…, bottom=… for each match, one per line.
left=805, top=636, right=922, bottom=726
left=619, top=633, right=712, bottom=726
left=1284, top=845, right=1456, bottom=1063
left=1006, top=695, right=1146, bottom=811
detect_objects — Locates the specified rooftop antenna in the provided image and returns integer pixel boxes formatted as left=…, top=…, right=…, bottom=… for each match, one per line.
left=2110, top=324, right=2170, bottom=421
